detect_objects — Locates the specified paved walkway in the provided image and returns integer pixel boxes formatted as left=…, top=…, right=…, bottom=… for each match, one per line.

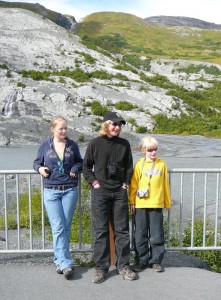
left=1, top=262, right=221, bottom=300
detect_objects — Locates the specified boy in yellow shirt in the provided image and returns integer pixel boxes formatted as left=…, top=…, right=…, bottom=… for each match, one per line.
left=129, top=136, right=171, bottom=272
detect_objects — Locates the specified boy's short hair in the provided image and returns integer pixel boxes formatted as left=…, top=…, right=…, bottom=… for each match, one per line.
left=139, top=136, right=158, bottom=153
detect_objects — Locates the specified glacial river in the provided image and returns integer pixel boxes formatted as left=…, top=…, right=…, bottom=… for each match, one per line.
left=1, top=134, right=221, bottom=170
left=0, top=134, right=221, bottom=223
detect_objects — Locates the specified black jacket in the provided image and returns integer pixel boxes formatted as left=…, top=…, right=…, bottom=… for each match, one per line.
left=83, top=135, right=133, bottom=191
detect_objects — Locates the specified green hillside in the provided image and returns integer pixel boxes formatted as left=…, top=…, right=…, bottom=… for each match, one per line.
left=76, top=12, right=221, bottom=64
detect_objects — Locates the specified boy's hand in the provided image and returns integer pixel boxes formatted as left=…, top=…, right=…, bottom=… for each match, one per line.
left=130, top=204, right=136, bottom=214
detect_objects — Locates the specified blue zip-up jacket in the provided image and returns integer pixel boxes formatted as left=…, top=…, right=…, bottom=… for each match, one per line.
left=33, top=137, right=83, bottom=187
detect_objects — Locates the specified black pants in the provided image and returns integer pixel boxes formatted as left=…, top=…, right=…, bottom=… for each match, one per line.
left=134, top=208, right=165, bottom=266
left=92, top=187, right=130, bottom=272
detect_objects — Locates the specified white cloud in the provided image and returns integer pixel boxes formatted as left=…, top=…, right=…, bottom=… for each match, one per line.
left=132, top=0, right=221, bottom=24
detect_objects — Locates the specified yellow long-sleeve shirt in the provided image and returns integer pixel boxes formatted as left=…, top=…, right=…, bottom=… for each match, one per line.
left=129, top=157, right=171, bottom=208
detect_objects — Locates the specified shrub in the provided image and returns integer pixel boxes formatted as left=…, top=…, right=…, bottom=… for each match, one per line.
left=70, top=178, right=92, bottom=244
left=123, top=55, right=151, bottom=71
left=94, top=125, right=101, bottom=131
left=78, top=134, right=85, bottom=142
left=0, top=64, right=8, bottom=69
left=74, top=50, right=96, bottom=64
left=54, top=68, right=90, bottom=82
left=0, top=189, right=49, bottom=230
left=17, top=82, right=26, bottom=88
left=165, top=217, right=221, bottom=273
left=140, top=73, right=177, bottom=89
left=85, top=101, right=110, bottom=116
left=90, top=70, right=113, bottom=80
left=114, top=73, right=129, bottom=81
left=135, top=126, right=147, bottom=133
left=19, top=68, right=90, bottom=83
left=95, top=117, right=103, bottom=123
left=92, top=104, right=109, bottom=116
left=106, top=100, right=113, bottom=106
left=114, top=101, right=134, bottom=111
left=177, top=65, right=221, bottom=76
left=6, top=70, right=11, bottom=78
left=59, top=77, right=66, bottom=83
left=93, top=33, right=128, bottom=54
left=128, top=118, right=137, bottom=126
left=113, top=63, right=138, bottom=74
left=0, top=184, right=92, bottom=245
left=19, top=70, right=51, bottom=81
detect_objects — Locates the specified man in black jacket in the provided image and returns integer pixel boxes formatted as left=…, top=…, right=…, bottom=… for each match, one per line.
left=83, top=112, right=137, bottom=283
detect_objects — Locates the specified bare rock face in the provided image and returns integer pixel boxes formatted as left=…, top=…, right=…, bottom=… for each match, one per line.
left=0, top=132, right=10, bottom=146
left=0, top=1, right=77, bottom=32
left=0, top=8, right=220, bottom=146
left=2, top=90, right=24, bottom=116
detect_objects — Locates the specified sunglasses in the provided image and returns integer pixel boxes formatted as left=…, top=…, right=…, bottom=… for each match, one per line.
left=111, top=122, right=122, bottom=127
left=57, top=160, right=65, bottom=174
left=146, top=148, right=157, bottom=152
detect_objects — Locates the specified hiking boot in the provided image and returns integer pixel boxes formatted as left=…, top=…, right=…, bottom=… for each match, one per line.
left=131, top=263, right=148, bottom=272
left=152, top=264, right=164, bottom=272
left=118, top=267, right=138, bottom=280
left=63, top=267, right=74, bottom=280
left=92, top=271, right=108, bottom=284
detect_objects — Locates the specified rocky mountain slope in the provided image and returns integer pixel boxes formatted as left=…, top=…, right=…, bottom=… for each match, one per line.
left=144, top=16, right=221, bottom=30
left=0, top=7, right=221, bottom=146
left=0, top=1, right=77, bottom=31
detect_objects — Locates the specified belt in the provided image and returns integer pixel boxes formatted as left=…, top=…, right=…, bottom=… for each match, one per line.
left=45, top=186, right=74, bottom=191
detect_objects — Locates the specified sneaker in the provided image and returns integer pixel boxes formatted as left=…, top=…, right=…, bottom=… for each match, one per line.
left=56, top=265, right=63, bottom=274
left=56, top=265, right=74, bottom=274
left=118, top=267, right=138, bottom=280
left=92, top=271, right=108, bottom=284
left=131, top=263, right=148, bottom=272
left=63, top=267, right=74, bottom=280
left=152, top=264, right=164, bottom=272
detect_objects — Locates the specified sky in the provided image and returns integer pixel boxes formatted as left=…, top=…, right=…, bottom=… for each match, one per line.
left=5, top=0, right=221, bottom=24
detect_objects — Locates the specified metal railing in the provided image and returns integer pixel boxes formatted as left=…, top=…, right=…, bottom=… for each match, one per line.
left=0, top=169, right=221, bottom=254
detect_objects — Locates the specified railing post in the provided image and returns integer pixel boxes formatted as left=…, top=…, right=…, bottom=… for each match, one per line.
left=1, top=169, right=221, bottom=254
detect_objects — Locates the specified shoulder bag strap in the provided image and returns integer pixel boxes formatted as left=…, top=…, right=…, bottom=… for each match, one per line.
left=138, top=160, right=154, bottom=190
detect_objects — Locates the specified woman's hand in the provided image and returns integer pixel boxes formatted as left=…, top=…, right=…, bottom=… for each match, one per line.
left=70, top=172, right=77, bottom=178
left=39, top=167, right=50, bottom=177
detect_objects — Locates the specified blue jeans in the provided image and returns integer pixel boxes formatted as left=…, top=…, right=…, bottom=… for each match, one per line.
left=135, top=208, right=165, bottom=266
left=44, top=187, right=78, bottom=270
left=92, top=187, right=130, bottom=272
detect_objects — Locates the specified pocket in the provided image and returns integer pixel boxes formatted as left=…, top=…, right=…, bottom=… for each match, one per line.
left=92, top=186, right=102, bottom=195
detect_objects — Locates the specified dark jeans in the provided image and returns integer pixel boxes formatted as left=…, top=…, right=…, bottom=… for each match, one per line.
left=92, top=187, right=130, bottom=272
left=134, top=208, right=165, bottom=266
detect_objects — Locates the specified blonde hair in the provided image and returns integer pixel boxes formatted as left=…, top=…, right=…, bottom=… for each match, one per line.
left=50, top=115, right=67, bottom=128
left=99, top=120, right=121, bottom=137
left=139, top=136, right=158, bottom=153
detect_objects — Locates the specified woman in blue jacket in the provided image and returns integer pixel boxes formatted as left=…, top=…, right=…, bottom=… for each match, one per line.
left=33, top=115, right=83, bottom=280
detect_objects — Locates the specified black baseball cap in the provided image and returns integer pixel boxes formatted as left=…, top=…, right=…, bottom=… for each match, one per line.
left=103, top=112, right=126, bottom=125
